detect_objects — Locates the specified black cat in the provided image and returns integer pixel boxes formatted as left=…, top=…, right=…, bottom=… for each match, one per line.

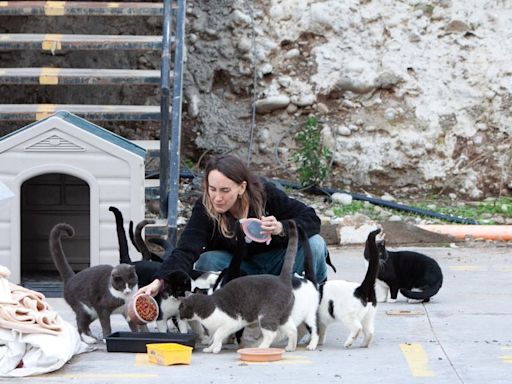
left=109, top=207, right=163, bottom=287
left=364, top=235, right=443, bottom=303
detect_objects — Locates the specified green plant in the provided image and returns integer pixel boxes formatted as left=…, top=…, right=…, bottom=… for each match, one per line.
left=292, top=116, right=332, bottom=187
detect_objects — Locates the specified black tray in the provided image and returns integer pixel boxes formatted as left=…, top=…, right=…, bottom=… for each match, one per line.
left=105, top=332, right=196, bottom=353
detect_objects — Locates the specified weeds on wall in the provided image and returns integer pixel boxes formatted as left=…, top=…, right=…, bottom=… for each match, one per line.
left=292, top=115, right=332, bottom=188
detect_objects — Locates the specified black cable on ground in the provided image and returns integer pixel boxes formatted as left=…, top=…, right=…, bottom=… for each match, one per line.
left=270, top=178, right=478, bottom=225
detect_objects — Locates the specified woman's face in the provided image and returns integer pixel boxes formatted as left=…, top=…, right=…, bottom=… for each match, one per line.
left=207, top=170, right=246, bottom=214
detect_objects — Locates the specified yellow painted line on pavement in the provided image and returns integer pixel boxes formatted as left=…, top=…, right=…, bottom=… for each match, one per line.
left=48, top=373, right=159, bottom=379
left=494, top=265, right=512, bottom=272
left=400, top=343, right=434, bottom=377
left=448, top=265, right=486, bottom=272
left=42, top=34, right=63, bottom=52
left=135, top=353, right=152, bottom=367
left=107, top=2, right=120, bottom=8
left=45, top=1, right=66, bottom=16
left=500, top=356, right=512, bottom=363
left=0, top=2, right=7, bottom=7
left=501, top=347, right=512, bottom=363
left=386, top=310, right=424, bottom=316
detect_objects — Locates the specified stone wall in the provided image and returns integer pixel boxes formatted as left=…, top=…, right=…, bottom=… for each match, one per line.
left=2, top=0, right=511, bottom=199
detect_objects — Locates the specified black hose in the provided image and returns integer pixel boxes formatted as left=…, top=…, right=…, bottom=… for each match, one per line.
left=270, top=179, right=478, bottom=225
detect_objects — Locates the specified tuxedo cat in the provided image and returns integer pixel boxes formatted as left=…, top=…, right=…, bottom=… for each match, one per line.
left=179, top=220, right=300, bottom=354
left=364, top=236, right=443, bottom=303
left=154, top=269, right=220, bottom=335
left=49, top=223, right=141, bottom=343
left=318, top=228, right=380, bottom=348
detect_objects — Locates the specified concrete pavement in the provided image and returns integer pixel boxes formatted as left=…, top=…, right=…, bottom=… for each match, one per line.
left=2, top=244, right=511, bottom=383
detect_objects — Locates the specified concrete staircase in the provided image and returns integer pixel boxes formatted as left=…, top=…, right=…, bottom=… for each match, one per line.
left=1, top=1, right=187, bottom=296
left=0, top=1, right=172, bottom=123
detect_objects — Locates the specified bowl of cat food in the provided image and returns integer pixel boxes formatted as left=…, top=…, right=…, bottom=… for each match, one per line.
left=237, top=347, right=284, bottom=362
left=127, top=294, right=159, bottom=325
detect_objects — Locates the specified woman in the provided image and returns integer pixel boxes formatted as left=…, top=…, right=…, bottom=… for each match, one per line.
left=138, top=154, right=329, bottom=296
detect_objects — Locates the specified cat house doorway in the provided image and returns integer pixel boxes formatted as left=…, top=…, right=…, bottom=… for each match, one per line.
left=20, top=173, right=90, bottom=289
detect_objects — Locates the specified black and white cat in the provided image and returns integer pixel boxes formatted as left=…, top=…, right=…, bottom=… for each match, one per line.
left=179, top=220, right=300, bottom=354
left=154, top=269, right=220, bottom=335
left=110, top=204, right=221, bottom=333
left=49, top=223, right=141, bottom=343
left=364, top=235, right=443, bottom=303
left=318, top=228, right=380, bottom=348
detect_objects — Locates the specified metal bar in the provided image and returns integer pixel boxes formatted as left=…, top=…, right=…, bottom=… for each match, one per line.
left=159, top=0, right=173, bottom=219
left=0, top=34, right=163, bottom=51
left=167, top=0, right=186, bottom=246
left=0, top=68, right=161, bottom=85
left=0, top=104, right=162, bottom=121
left=0, top=2, right=167, bottom=16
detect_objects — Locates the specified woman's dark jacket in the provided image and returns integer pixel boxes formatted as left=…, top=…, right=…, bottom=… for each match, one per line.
left=154, top=180, right=321, bottom=280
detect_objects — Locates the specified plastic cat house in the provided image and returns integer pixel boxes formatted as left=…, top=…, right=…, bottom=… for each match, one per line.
left=0, top=111, right=146, bottom=284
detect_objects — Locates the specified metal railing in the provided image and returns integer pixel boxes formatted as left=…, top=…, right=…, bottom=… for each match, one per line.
left=159, top=0, right=172, bottom=219
left=159, top=0, right=186, bottom=247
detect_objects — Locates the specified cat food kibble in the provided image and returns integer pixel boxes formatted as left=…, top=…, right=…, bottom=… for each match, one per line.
left=135, top=295, right=158, bottom=322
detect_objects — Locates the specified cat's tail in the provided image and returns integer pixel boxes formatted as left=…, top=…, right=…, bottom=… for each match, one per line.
left=280, top=220, right=299, bottom=284
left=354, top=228, right=381, bottom=307
left=147, top=237, right=174, bottom=261
left=297, top=224, right=316, bottom=285
left=109, top=206, right=131, bottom=264
left=134, top=219, right=157, bottom=261
left=48, top=223, right=76, bottom=283
left=400, top=276, right=443, bottom=301
left=129, top=220, right=141, bottom=253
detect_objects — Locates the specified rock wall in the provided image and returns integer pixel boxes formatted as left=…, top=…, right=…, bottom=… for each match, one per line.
left=183, top=0, right=512, bottom=199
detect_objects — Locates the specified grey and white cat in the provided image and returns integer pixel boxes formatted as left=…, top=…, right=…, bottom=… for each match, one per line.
left=364, top=236, right=443, bottom=303
left=318, top=228, right=380, bottom=348
left=178, top=220, right=300, bottom=354
left=49, top=223, right=141, bottom=343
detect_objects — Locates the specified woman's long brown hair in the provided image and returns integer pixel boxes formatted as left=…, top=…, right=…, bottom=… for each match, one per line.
left=202, top=155, right=265, bottom=238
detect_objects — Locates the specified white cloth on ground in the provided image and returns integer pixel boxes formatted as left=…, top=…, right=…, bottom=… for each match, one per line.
left=0, top=265, right=92, bottom=377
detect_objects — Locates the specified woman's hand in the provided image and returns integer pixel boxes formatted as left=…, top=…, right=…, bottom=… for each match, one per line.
left=137, top=278, right=161, bottom=297
left=260, top=215, right=284, bottom=236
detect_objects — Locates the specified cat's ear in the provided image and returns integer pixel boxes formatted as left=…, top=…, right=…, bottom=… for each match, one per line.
left=184, top=290, right=193, bottom=297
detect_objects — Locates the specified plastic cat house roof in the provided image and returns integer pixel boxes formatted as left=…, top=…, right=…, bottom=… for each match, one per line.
left=0, top=111, right=146, bottom=284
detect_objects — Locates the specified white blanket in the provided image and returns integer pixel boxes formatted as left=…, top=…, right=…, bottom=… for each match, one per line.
left=0, top=266, right=92, bottom=377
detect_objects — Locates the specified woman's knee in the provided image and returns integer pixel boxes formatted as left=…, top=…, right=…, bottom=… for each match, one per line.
left=194, top=250, right=232, bottom=272
left=308, top=235, right=328, bottom=259
left=308, top=235, right=328, bottom=281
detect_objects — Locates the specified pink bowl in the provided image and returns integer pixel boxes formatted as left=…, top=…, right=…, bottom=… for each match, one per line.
left=241, top=218, right=272, bottom=244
